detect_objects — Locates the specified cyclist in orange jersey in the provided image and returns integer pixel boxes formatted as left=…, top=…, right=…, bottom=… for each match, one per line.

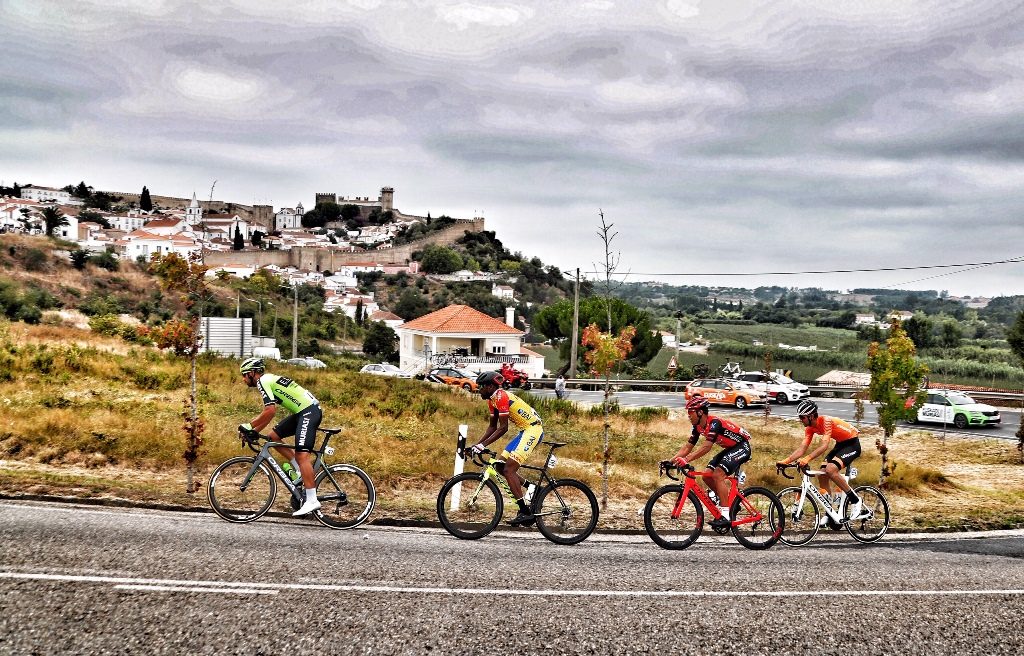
left=778, top=400, right=865, bottom=520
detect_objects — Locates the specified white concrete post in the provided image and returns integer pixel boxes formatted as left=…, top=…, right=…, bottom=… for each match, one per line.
left=450, top=424, right=468, bottom=511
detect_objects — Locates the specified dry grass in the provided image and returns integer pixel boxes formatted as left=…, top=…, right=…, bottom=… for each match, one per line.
left=2, top=320, right=1024, bottom=530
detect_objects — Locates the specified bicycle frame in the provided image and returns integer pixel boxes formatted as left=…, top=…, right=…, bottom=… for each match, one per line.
left=671, top=467, right=764, bottom=528
left=467, top=446, right=561, bottom=518
left=787, top=467, right=856, bottom=523
left=240, top=431, right=345, bottom=505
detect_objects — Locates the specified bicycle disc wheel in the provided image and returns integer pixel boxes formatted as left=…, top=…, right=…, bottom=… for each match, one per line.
left=844, top=485, right=890, bottom=543
left=314, top=464, right=376, bottom=530
left=730, top=487, right=784, bottom=550
left=534, top=479, right=599, bottom=545
left=436, top=473, right=503, bottom=540
left=775, top=486, right=820, bottom=547
left=208, top=456, right=276, bottom=523
left=643, top=485, right=703, bottom=550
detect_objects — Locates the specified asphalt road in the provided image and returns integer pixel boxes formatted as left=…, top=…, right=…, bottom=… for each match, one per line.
left=2, top=501, right=1024, bottom=655
left=530, top=388, right=1024, bottom=441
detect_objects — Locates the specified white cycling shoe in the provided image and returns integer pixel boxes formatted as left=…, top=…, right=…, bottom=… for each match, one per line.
left=847, top=501, right=865, bottom=521
left=293, top=497, right=322, bottom=517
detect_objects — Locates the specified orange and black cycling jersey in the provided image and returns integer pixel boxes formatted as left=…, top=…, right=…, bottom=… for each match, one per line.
left=487, top=389, right=542, bottom=429
left=805, top=415, right=858, bottom=443
left=688, top=415, right=751, bottom=449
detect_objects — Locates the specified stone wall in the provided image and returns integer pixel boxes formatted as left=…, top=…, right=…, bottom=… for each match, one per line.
left=204, top=217, right=486, bottom=272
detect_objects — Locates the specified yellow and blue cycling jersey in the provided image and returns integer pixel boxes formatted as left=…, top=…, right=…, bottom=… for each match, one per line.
left=489, top=389, right=543, bottom=464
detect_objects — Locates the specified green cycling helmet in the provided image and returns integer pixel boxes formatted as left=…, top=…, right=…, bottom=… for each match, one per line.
left=240, top=357, right=265, bottom=375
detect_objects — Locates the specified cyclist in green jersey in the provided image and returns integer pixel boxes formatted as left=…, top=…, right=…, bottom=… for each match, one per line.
left=239, top=357, right=323, bottom=516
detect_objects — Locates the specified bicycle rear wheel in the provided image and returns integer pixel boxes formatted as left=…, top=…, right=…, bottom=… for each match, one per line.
left=643, top=485, right=703, bottom=550
left=314, top=464, right=376, bottom=529
left=730, top=487, right=784, bottom=550
left=534, top=479, right=599, bottom=545
left=208, top=456, right=276, bottom=523
left=436, top=473, right=503, bottom=540
left=775, top=486, right=820, bottom=547
left=844, top=485, right=890, bottom=543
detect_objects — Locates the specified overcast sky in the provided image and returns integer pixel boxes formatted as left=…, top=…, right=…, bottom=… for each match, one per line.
left=2, top=0, right=1023, bottom=297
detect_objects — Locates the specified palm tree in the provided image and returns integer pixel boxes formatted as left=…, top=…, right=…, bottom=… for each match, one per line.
left=42, top=206, right=68, bottom=237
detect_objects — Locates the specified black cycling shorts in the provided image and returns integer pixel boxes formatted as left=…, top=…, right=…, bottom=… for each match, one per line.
left=274, top=405, right=322, bottom=452
left=709, top=441, right=751, bottom=476
left=824, top=437, right=861, bottom=470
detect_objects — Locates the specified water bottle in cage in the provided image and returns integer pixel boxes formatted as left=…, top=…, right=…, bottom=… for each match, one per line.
left=738, top=471, right=747, bottom=486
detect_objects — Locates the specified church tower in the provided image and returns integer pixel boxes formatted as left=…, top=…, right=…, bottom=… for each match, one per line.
left=186, top=192, right=203, bottom=226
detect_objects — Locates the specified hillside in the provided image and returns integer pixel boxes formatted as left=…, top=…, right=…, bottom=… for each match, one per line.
left=1, top=322, right=1023, bottom=530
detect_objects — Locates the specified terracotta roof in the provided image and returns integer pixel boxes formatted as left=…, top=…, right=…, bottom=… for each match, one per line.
left=519, top=347, right=542, bottom=358
left=144, top=218, right=184, bottom=228
left=400, top=305, right=523, bottom=335
left=370, top=311, right=402, bottom=321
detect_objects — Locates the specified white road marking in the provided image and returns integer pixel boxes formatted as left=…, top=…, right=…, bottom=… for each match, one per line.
left=2, top=571, right=1024, bottom=598
left=115, top=584, right=277, bottom=595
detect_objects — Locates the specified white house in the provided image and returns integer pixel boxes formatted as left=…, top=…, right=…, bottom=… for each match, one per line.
left=491, top=283, right=515, bottom=300
left=854, top=313, right=877, bottom=326
left=21, top=186, right=74, bottom=204
left=142, top=217, right=188, bottom=235
left=54, top=214, right=79, bottom=241
left=368, top=310, right=404, bottom=330
left=396, top=304, right=543, bottom=378
left=118, top=229, right=200, bottom=261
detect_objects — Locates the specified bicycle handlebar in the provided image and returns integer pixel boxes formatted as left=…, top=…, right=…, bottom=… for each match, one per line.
left=776, top=463, right=797, bottom=479
left=658, top=461, right=695, bottom=481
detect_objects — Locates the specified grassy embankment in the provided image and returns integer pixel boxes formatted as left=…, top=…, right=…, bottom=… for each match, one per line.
left=2, top=321, right=1023, bottom=530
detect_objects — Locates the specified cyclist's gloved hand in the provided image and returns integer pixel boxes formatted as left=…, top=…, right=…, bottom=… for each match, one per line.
left=671, top=456, right=688, bottom=468
left=797, top=458, right=811, bottom=468
left=238, top=423, right=255, bottom=434
left=776, top=460, right=790, bottom=468
left=469, top=443, right=486, bottom=457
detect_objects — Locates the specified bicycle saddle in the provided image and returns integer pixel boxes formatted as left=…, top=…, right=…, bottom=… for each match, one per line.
left=546, top=441, right=567, bottom=449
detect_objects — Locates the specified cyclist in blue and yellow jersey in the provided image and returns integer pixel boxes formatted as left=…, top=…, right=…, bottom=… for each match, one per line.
left=467, top=370, right=544, bottom=527
left=670, top=395, right=753, bottom=531
left=239, top=357, right=323, bottom=517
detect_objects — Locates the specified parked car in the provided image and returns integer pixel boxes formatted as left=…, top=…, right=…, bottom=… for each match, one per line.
left=733, top=371, right=810, bottom=405
left=359, top=363, right=411, bottom=378
left=426, top=367, right=478, bottom=392
left=285, top=357, right=327, bottom=369
left=684, top=378, right=767, bottom=409
left=910, top=390, right=1001, bottom=429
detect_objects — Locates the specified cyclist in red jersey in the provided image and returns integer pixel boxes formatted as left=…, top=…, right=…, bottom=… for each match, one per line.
left=670, top=395, right=752, bottom=530
left=777, top=400, right=864, bottom=520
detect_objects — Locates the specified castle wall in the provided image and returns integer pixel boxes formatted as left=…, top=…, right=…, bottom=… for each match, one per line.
left=203, top=218, right=485, bottom=272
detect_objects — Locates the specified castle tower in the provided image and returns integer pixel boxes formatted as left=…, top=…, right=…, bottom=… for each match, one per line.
left=315, top=192, right=336, bottom=207
left=186, top=192, right=203, bottom=226
left=380, top=186, right=394, bottom=212
left=251, top=204, right=273, bottom=231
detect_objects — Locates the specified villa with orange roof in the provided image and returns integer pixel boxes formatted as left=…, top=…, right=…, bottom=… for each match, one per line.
left=396, top=304, right=544, bottom=378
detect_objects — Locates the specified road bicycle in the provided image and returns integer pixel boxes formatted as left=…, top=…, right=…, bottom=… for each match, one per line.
left=774, top=463, right=889, bottom=544
left=436, top=441, right=599, bottom=545
left=643, top=462, right=784, bottom=550
left=208, top=426, right=376, bottom=530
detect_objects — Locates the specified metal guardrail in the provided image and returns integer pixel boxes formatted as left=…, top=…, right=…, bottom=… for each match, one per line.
left=525, top=378, right=1024, bottom=402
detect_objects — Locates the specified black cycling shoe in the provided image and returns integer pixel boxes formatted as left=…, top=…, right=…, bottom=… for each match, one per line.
left=508, top=511, right=536, bottom=527
left=709, top=516, right=731, bottom=531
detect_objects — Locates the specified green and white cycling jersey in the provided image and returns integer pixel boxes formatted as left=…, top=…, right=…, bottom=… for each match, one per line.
left=256, top=374, right=319, bottom=414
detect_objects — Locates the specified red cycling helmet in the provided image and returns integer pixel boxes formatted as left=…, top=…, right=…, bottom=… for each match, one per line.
left=685, top=395, right=710, bottom=413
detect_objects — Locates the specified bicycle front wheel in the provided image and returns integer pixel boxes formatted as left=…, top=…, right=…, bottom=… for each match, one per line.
left=208, top=456, right=276, bottom=523
left=844, top=485, right=890, bottom=543
left=643, top=485, right=703, bottom=550
left=534, top=479, right=599, bottom=545
left=775, top=486, right=820, bottom=547
left=314, top=464, right=376, bottom=530
left=730, top=487, right=784, bottom=550
left=436, top=473, right=503, bottom=540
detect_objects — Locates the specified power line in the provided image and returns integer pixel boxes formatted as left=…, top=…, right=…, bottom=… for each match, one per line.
left=583, top=255, right=1024, bottom=277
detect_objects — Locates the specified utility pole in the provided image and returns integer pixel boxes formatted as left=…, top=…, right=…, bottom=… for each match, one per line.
left=235, top=290, right=240, bottom=318
left=569, top=267, right=580, bottom=378
left=292, top=283, right=298, bottom=359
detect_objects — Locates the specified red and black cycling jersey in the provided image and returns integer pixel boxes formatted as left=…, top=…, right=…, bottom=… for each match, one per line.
left=688, top=415, right=751, bottom=449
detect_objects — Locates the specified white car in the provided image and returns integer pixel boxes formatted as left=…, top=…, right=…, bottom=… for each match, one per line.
left=359, top=363, right=411, bottom=378
left=733, top=371, right=810, bottom=405
left=911, top=390, right=1000, bottom=429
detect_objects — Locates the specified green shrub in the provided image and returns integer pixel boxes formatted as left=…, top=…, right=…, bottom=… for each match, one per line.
left=622, top=406, right=669, bottom=423
left=31, top=347, right=55, bottom=374
left=88, top=314, right=124, bottom=336
left=23, top=248, right=48, bottom=272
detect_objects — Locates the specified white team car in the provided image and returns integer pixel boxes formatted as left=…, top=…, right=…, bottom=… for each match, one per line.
left=733, top=371, right=810, bottom=405
left=910, top=390, right=1000, bottom=429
